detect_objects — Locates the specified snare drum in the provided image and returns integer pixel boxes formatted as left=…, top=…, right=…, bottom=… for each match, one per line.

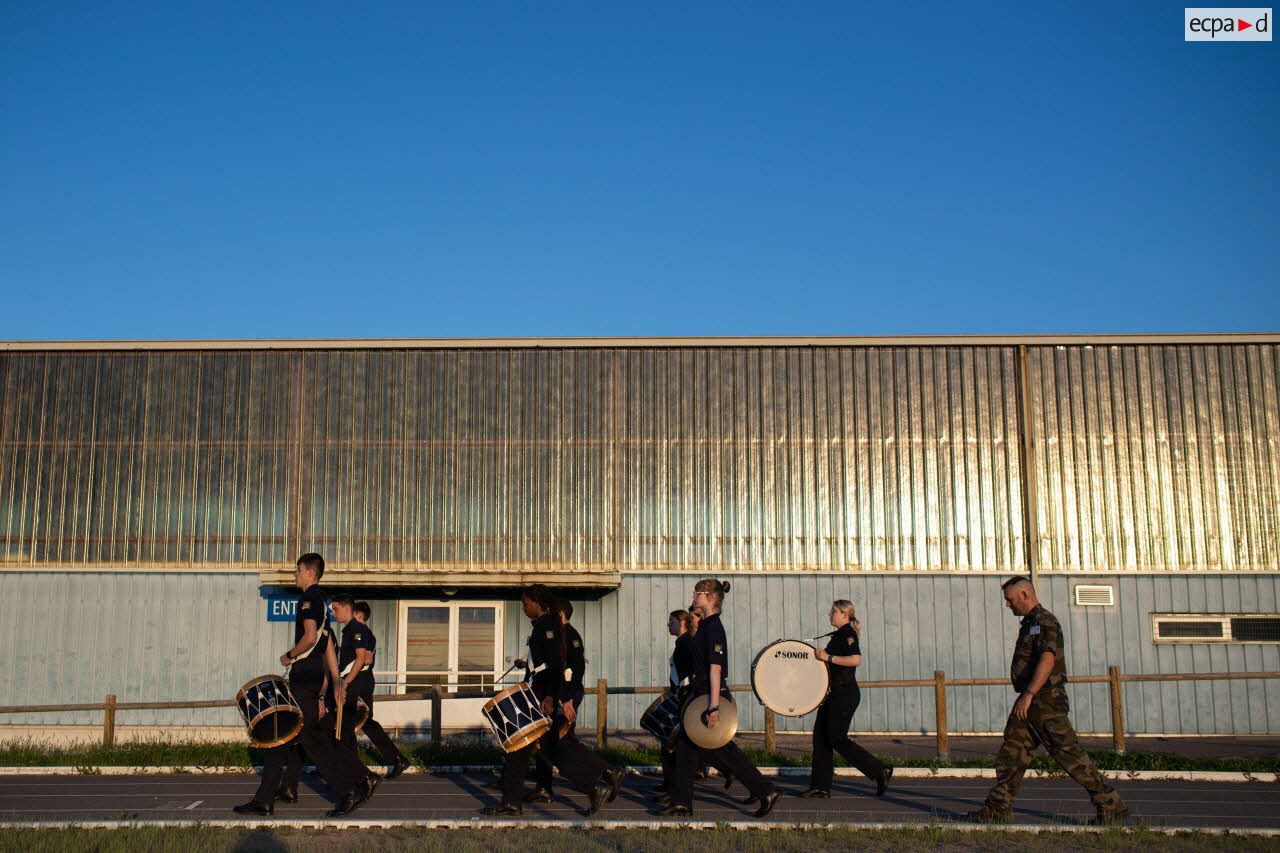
left=750, top=639, right=830, bottom=717
left=481, top=682, right=552, bottom=753
left=640, top=690, right=684, bottom=745
left=236, top=674, right=304, bottom=748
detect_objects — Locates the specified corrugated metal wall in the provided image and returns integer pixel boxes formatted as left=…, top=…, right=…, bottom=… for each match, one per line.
left=6, top=572, right=1278, bottom=734
left=2, top=346, right=1028, bottom=573
left=1028, top=345, right=1280, bottom=572
left=4, top=343, right=1277, bottom=575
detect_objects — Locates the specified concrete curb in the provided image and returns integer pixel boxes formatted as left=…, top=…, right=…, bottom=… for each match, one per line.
left=0, top=818, right=1276, bottom=835
left=0, top=765, right=1275, bottom=783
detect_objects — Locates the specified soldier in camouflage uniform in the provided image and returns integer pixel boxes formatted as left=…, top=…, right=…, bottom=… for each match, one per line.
left=967, top=577, right=1129, bottom=824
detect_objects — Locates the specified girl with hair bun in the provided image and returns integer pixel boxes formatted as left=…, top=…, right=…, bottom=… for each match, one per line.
left=654, top=579, right=778, bottom=818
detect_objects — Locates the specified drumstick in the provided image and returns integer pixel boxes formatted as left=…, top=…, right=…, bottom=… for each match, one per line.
left=335, top=699, right=344, bottom=737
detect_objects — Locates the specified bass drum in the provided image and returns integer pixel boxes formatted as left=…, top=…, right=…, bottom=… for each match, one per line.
left=750, top=639, right=830, bottom=717
left=680, top=689, right=738, bottom=750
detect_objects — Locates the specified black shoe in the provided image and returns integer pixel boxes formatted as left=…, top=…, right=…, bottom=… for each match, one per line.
left=386, top=758, right=412, bottom=780
left=360, top=774, right=381, bottom=804
left=585, top=781, right=611, bottom=816
left=326, top=790, right=363, bottom=818
left=753, top=790, right=780, bottom=818
left=876, top=766, right=893, bottom=797
left=523, top=788, right=552, bottom=804
left=796, top=788, right=830, bottom=798
left=722, top=772, right=735, bottom=790
left=654, top=792, right=673, bottom=806
left=604, top=766, right=625, bottom=803
left=233, top=800, right=273, bottom=816
left=652, top=803, right=692, bottom=817
left=480, top=802, right=523, bottom=816
left=274, top=786, right=298, bottom=804
left=738, top=793, right=758, bottom=805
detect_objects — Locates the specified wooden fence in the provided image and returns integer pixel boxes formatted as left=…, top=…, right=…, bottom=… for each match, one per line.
left=2, top=668, right=1277, bottom=758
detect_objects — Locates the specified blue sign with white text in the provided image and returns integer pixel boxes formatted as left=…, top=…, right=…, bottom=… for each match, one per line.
left=267, top=596, right=297, bottom=622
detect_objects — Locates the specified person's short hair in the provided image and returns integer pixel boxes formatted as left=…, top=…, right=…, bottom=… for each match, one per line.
left=297, top=552, right=325, bottom=579
left=354, top=601, right=371, bottom=619
left=556, top=597, right=574, bottom=620
left=330, top=593, right=354, bottom=607
left=1001, top=576, right=1033, bottom=591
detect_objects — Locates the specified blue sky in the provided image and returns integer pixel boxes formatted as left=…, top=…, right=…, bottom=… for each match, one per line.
left=1, top=2, right=1276, bottom=340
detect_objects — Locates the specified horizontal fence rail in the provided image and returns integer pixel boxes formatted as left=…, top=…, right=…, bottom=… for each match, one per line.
left=3, top=668, right=1279, bottom=756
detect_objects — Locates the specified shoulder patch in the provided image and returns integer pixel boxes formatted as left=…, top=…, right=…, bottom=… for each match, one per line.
left=1029, top=625, right=1041, bottom=636
left=572, top=639, right=581, bottom=648
left=847, top=636, right=856, bottom=648
left=714, top=643, right=723, bottom=653
left=354, top=633, right=363, bottom=641
left=300, top=601, right=311, bottom=611
left=546, top=630, right=555, bottom=640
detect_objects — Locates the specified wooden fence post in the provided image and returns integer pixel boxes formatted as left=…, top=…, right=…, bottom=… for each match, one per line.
left=596, top=678, right=608, bottom=749
left=933, top=671, right=948, bottom=761
left=1108, top=665, right=1126, bottom=754
left=764, top=707, right=776, bottom=755
left=430, top=686, right=443, bottom=748
left=102, top=694, right=116, bottom=748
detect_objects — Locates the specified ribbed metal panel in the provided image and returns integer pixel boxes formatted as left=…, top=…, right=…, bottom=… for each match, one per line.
left=1, top=346, right=1027, bottom=575
left=5, top=343, right=1278, bottom=576
left=1028, top=345, right=1280, bottom=572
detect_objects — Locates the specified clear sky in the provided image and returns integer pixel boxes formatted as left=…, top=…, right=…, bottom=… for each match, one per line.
left=1, top=1, right=1276, bottom=340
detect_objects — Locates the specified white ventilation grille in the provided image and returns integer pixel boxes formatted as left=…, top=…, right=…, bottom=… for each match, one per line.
left=1073, top=585, right=1115, bottom=607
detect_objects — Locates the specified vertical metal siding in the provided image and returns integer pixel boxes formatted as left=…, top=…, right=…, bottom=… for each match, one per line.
left=1029, top=345, right=1280, bottom=572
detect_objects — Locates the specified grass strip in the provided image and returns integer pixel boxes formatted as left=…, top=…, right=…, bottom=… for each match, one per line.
left=1, top=826, right=1275, bottom=853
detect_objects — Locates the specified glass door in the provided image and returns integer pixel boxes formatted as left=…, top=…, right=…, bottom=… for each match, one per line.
left=395, top=600, right=503, bottom=692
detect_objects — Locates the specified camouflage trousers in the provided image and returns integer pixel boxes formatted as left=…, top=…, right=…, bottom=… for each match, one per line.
left=984, top=695, right=1124, bottom=813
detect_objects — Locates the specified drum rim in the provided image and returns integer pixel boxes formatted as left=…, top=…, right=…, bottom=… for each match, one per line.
left=243, top=707, right=304, bottom=748
left=750, top=638, right=830, bottom=717
left=236, top=673, right=292, bottom=703
left=353, top=696, right=370, bottom=733
left=483, top=681, right=532, bottom=712
left=499, top=717, right=551, bottom=753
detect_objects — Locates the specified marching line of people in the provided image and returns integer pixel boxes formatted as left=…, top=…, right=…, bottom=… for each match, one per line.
left=234, top=553, right=1129, bottom=825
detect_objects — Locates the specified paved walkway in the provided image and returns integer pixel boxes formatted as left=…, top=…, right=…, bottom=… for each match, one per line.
left=1, top=770, right=1277, bottom=832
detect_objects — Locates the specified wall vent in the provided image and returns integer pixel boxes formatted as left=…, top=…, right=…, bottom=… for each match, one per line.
left=1073, top=585, right=1115, bottom=607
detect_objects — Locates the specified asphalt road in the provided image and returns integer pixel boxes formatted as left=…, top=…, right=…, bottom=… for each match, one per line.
left=2, top=771, right=1278, bottom=831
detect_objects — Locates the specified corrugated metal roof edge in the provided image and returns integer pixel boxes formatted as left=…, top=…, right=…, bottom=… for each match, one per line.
left=2, top=333, right=1279, bottom=351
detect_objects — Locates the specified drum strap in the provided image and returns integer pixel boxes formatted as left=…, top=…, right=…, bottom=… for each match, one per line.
left=292, top=624, right=330, bottom=665
left=339, top=660, right=374, bottom=678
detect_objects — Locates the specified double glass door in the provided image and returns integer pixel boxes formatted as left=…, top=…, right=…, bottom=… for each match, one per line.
left=395, top=601, right=503, bottom=692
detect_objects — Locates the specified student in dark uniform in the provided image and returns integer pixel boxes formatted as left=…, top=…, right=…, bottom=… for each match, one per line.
left=233, top=553, right=379, bottom=818
left=798, top=599, right=893, bottom=798
left=481, top=584, right=618, bottom=816
left=350, top=600, right=412, bottom=778
left=528, top=598, right=624, bottom=803
left=329, top=596, right=411, bottom=779
left=655, top=579, right=778, bottom=818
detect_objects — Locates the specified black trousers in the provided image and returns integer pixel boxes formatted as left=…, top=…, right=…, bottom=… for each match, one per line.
left=673, top=734, right=770, bottom=809
left=534, top=691, right=608, bottom=793
left=334, top=688, right=406, bottom=766
left=253, top=683, right=369, bottom=804
left=660, top=740, right=727, bottom=787
left=809, top=685, right=885, bottom=790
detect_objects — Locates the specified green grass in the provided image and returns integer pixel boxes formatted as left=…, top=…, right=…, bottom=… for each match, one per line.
left=0, top=827, right=1275, bottom=853
left=1, top=736, right=1277, bottom=775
